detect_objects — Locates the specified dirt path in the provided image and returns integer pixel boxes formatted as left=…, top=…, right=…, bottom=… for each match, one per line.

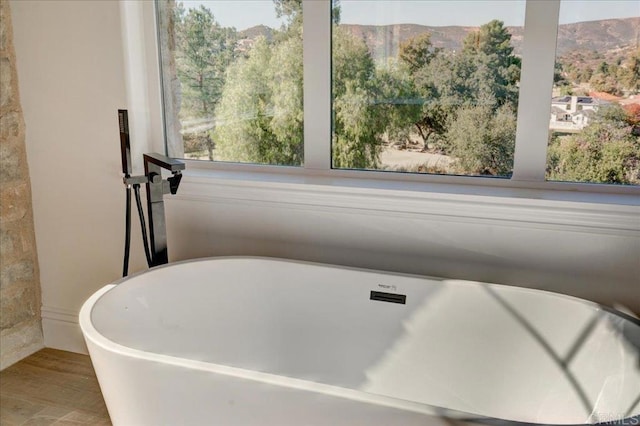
left=380, top=148, right=453, bottom=171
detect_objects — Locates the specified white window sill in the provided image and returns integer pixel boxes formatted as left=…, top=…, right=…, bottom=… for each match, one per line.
left=172, top=160, right=640, bottom=235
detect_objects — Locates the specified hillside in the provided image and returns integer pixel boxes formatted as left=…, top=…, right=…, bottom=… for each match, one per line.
left=239, top=17, right=637, bottom=62
left=338, top=17, right=639, bottom=59
left=238, top=18, right=640, bottom=65
left=239, top=24, right=274, bottom=42
left=555, top=17, right=639, bottom=55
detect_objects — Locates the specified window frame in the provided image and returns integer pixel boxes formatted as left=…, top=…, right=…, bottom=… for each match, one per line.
left=148, top=0, right=639, bottom=198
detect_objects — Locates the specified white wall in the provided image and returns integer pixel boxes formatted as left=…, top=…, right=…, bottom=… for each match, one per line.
left=166, top=175, right=639, bottom=310
left=10, top=0, right=149, bottom=352
left=11, top=1, right=640, bottom=354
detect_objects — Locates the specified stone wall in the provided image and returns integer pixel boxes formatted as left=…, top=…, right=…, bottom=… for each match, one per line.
left=0, top=0, right=44, bottom=370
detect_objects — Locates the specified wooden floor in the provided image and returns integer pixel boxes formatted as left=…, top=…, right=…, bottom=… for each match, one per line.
left=0, top=348, right=111, bottom=425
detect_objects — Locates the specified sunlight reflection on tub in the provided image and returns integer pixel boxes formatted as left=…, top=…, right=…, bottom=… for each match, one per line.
left=360, top=281, right=640, bottom=424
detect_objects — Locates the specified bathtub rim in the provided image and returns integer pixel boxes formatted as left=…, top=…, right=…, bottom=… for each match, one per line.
left=79, top=256, right=640, bottom=426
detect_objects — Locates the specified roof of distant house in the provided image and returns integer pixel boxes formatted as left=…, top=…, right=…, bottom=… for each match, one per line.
left=550, top=106, right=568, bottom=114
left=551, top=96, right=598, bottom=105
left=575, top=109, right=597, bottom=117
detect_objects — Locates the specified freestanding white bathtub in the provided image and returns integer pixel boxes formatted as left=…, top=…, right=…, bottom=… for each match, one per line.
left=80, top=257, right=640, bottom=426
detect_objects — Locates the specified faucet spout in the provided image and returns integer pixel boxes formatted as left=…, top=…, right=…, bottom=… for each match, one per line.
left=143, top=153, right=185, bottom=173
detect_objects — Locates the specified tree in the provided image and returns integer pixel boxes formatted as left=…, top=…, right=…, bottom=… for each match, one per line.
left=461, top=20, right=521, bottom=107
left=332, top=27, right=386, bottom=169
left=408, top=57, right=453, bottom=151
left=397, top=34, right=450, bottom=150
left=373, top=65, right=422, bottom=148
left=273, top=0, right=301, bottom=21
left=204, top=0, right=306, bottom=165
left=589, top=72, right=621, bottom=95
left=211, top=0, right=367, bottom=167
left=547, top=105, right=640, bottom=184
left=212, top=38, right=284, bottom=163
left=446, top=103, right=517, bottom=175
left=463, top=19, right=513, bottom=59
left=618, top=49, right=640, bottom=92
left=176, top=6, right=236, bottom=117
left=399, top=33, right=440, bottom=73
left=272, top=0, right=302, bottom=41
left=267, top=31, right=304, bottom=164
left=393, top=20, right=521, bottom=156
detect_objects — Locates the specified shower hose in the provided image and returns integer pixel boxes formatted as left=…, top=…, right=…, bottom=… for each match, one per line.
left=122, top=182, right=152, bottom=277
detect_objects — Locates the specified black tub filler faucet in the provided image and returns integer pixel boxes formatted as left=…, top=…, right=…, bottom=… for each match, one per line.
left=119, top=109, right=185, bottom=275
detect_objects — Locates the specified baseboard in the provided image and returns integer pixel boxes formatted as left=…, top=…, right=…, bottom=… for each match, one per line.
left=41, top=306, right=88, bottom=355
left=0, top=341, right=43, bottom=371
left=0, top=320, right=44, bottom=371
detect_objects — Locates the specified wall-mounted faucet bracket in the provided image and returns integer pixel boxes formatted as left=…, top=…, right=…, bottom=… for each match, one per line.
left=123, top=175, right=148, bottom=186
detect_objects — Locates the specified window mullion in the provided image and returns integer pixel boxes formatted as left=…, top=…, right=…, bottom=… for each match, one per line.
left=302, top=0, right=331, bottom=171
left=512, top=0, right=560, bottom=182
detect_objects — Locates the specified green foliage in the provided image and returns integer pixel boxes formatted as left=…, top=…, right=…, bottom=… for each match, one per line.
left=446, top=103, right=516, bottom=176
left=618, top=49, right=639, bottom=92
left=552, top=60, right=572, bottom=94
left=273, top=0, right=302, bottom=23
left=332, top=27, right=385, bottom=169
left=173, top=4, right=638, bottom=186
left=559, top=48, right=639, bottom=95
left=212, top=3, right=386, bottom=168
left=272, top=0, right=302, bottom=41
left=175, top=6, right=236, bottom=117
left=589, top=72, right=621, bottom=95
left=212, top=38, right=271, bottom=162
left=213, top=37, right=303, bottom=165
left=333, top=84, right=384, bottom=169
left=267, top=31, right=304, bottom=162
left=332, top=27, right=375, bottom=98
left=373, top=65, right=422, bottom=146
left=399, top=33, right=439, bottom=73
left=396, top=34, right=452, bottom=150
left=462, top=20, right=521, bottom=107
left=547, top=105, right=640, bottom=185
left=209, top=0, right=381, bottom=168
left=273, top=0, right=340, bottom=24
left=390, top=19, right=520, bottom=164
left=463, top=20, right=513, bottom=58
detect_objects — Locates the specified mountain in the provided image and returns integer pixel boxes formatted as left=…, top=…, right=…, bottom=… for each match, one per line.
left=338, top=17, right=639, bottom=60
left=238, top=17, right=638, bottom=65
left=239, top=24, right=274, bottom=42
left=555, top=17, right=639, bottom=55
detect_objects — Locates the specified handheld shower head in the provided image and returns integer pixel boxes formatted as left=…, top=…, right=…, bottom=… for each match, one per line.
left=118, top=109, right=132, bottom=177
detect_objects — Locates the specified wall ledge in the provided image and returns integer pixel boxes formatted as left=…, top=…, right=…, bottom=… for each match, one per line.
left=174, top=169, right=640, bottom=236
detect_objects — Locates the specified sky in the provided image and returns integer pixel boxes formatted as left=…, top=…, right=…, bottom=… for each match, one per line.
left=181, top=0, right=639, bottom=30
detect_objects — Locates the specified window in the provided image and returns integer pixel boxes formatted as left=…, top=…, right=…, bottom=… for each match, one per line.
left=157, top=0, right=639, bottom=188
left=546, top=0, right=640, bottom=185
left=331, top=1, right=525, bottom=177
left=157, top=0, right=303, bottom=166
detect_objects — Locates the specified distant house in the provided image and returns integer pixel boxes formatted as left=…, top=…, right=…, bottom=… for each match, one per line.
left=235, top=38, right=256, bottom=54
left=549, top=96, right=604, bottom=132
